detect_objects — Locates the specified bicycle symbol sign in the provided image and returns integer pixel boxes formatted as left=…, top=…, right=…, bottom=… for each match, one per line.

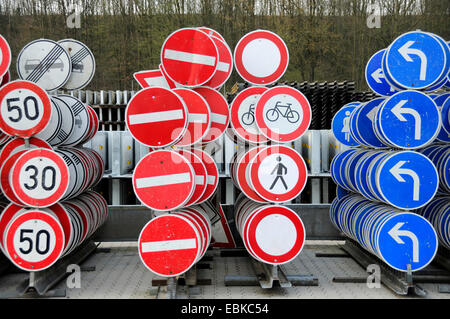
left=265, top=101, right=300, bottom=123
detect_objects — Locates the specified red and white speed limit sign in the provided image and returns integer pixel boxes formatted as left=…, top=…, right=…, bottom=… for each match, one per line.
left=234, top=30, right=289, bottom=86
left=244, top=205, right=305, bottom=265
left=10, top=148, right=69, bottom=207
left=138, top=214, right=201, bottom=277
left=255, top=86, right=311, bottom=143
left=125, top=87, right=188, bottom=148
left=3, top=209, right=65, bottom=271
left=230, top=86, right=269, bottom=144
left=0, top=35, right=11, bottom=78
left=133, top=150, right=195, bottom=211
left=194, top=87, right=229, bottom=143
left=161, top=28, right=218, bottom=87
left=249, top=145, right=307, bottom=202
left=0, top=80, right=51, bottom=137
left=0, top=137, right=51, bottom=166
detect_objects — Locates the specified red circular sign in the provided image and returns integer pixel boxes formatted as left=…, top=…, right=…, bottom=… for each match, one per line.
left=0, top=80, right=52, bottom=138
left=178, top=149, right=207, bottom=206
left=230, top=86, right=269, bottom=144
left=190, top=148, right=219, bottom=203
left=132, top=150, right=195, bottom=211
left=249, top=145, right=307, bottom=202
left=204, top=37, right=233, bottom=89
left=255, top=86, right=311, bottom=143
left=173, top=88, right=211, bottom=147
left=245, top=205, right=305, bottom=265
left=125, top=87, right=188, bottom=148
left=11, top=148, right=70, bottom=207
left=161, top=28, right=218, bottom=87
left=236, top=147, right=267, bottom=203
left=0, top=35, right=11, bottom=78
left=4, top=210, right=65, bottom=271
left=194, top=87, right=229, bottom=143
left=138, top=214, right=200, bottom=277
left=197, top=27, right=225, bottom=42
left=0, top=203, right=23, bottom=253
left=234, top=30, right=289, bottom=85
left=1, top=150, right=27, bottom=206
left=0, top=137, right=51, bottom=166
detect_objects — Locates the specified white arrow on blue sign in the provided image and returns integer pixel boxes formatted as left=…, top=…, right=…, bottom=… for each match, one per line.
left=365, top=49, right=398, bottom=96
left=377, top=213, right=438, bottom=272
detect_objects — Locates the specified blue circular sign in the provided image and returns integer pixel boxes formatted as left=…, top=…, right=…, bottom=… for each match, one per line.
left=355, top=98, right=388, bottom=148
left=385, top=31, right=448, bottom=90
left=378, top=90, right=441, bottom=149
left=376, top=151, right=439, bottom=210
left=377, top=213, right=438, bottom=272
left=332, top=104, right=361, bottom=147
left=440, top=96, right=450, bottom=134
left=365, top=49, right=398, bottom=96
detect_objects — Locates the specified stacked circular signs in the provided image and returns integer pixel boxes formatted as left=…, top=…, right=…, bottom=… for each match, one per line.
left=418, top=197, right=450, bottom=250
left=16, top=38, right=95, bottom=91
left=331, top=193, right=438, bottom=272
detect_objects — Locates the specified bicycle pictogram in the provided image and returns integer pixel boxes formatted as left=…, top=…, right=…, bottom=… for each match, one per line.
left=241, top=103, right=255, bottom=126
left=265, top=101, right=300, bottom=123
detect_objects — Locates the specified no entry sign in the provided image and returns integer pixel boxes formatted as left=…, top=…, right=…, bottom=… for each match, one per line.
left=0, top=80, right=51, bottom=138
left=161, top=28, right=218, bottom=87
left=133, top=150, right=195, bottom=211
left=190, top=148, right=219, bottom=204
left=0, top=35, right=11, bottom=78
left=138, top=214, right=201, bottom=277
left=249, top=145, right=307, bottom=202
left=204, top=36, right=233, bottom=89
left=234, top=30, right=289, bottom=86
left=126, top=87, right=188, bottom=147
left=11, top=148, right=70, bottom=207
left=255, top=86, right=311, bottom=143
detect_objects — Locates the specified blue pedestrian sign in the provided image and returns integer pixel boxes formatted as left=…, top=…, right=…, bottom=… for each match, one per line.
left=377, top=213, right=438, bottom=272
left=375, top=151, right=439, bottom=210
left=384, top=31, right=449, bottom=90
left=332, top=103, right=361, bottom=147
left=377, top=90, right=441, bottom=149
left=365, top=49, right=398, bottom=96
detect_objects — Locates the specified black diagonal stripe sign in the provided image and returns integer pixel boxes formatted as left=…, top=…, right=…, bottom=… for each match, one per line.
left=26, top=45, right=65, bottom=82
left=71, top=47, right=90, bottom=64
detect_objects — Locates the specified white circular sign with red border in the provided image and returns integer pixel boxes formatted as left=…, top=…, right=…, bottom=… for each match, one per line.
left=138, top=214, right=201, bottom=277
left=132, top=150, right=195, bottom=211
left=0, top=35, right=11, bottom=78
left=0, top=80, right=51, bottom=138
left=11, top=148, right=69, bottom=207
left=230, top=86, right=269, bottom=144
left=173, top=88, right=211, bottom=147
left=4, top=210, right=65, bottom=271
left=255, top=86, right=311, bottom=143
left=245, top=205, right=305, bottom=265
left=0, top=137, right=51, bottom=166
left=234, top=30, right=289, bottom=86
left=125, top=87, right=188, bottom=148
left=249, top=145, right=307, bottom=202
left=161, top=28, right=218, bottom=87
left=194, top=87, right=229, bottom=143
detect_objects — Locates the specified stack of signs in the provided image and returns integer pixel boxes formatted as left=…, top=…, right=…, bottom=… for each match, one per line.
left=0, top=35, right=107, bottom=272
left=330, top=30, right=450, bottom=273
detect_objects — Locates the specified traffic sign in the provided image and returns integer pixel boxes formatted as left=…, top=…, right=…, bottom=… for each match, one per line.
left=204, top=36, right=233, bottom=89
left=365, top=49, right=398, bottom=96
left=190, top=148, right=219, bottom=204
left=0, top=80, right=52, bottom=137
left=54, top=95, right=90, bottom=146
left=234, top=30, right=288, bottom=85
left=125, top=87, right=188, bottom=147
left=198, top=27, right=225, bottom=42
left=194, top=87, right=229, bottom=143
left=49, top=96, right=75, bottom=146
left=375, top=151, right=438, bottom=210
left=255, top=86, right=311, bottom=143
left=173, top=88, right=211, bottom=147
left=377, top=213, right=438, bottom=272
left=133, top=68, right=176, bottom=89
left=376, top=90, right=441, bottom=149
left=245, top=205, right=305, bottom=265
left=161, top=28, right=218, bottom=87
left=0, top=35, right=11, bottom=78
left=138, top=214, right=201, bottom=277
left=354, top=98, right=387, bottom=148
left=441, top=96, right=450, bottom=134
left=132, top=150, right=195, bottom=211
left=3, top=209, right=65, bottom=271
left=331, top=103, right=361, bottom=147
left=230, top=86, right=269, bottom=144
left=17, top=39, right=72, bottom=91
left=0, top=70, right=9, bottom=87
left=58, top=39, right=95, bottom=90
left=178, top=149, right=207, bottom=206
left=384, top=31, right=448, bottom=90
left=10, top=148, right=70, bottom=207
left=0, top=137, right=51, bottom=166
left=249, top=145, right=307, bottom=203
